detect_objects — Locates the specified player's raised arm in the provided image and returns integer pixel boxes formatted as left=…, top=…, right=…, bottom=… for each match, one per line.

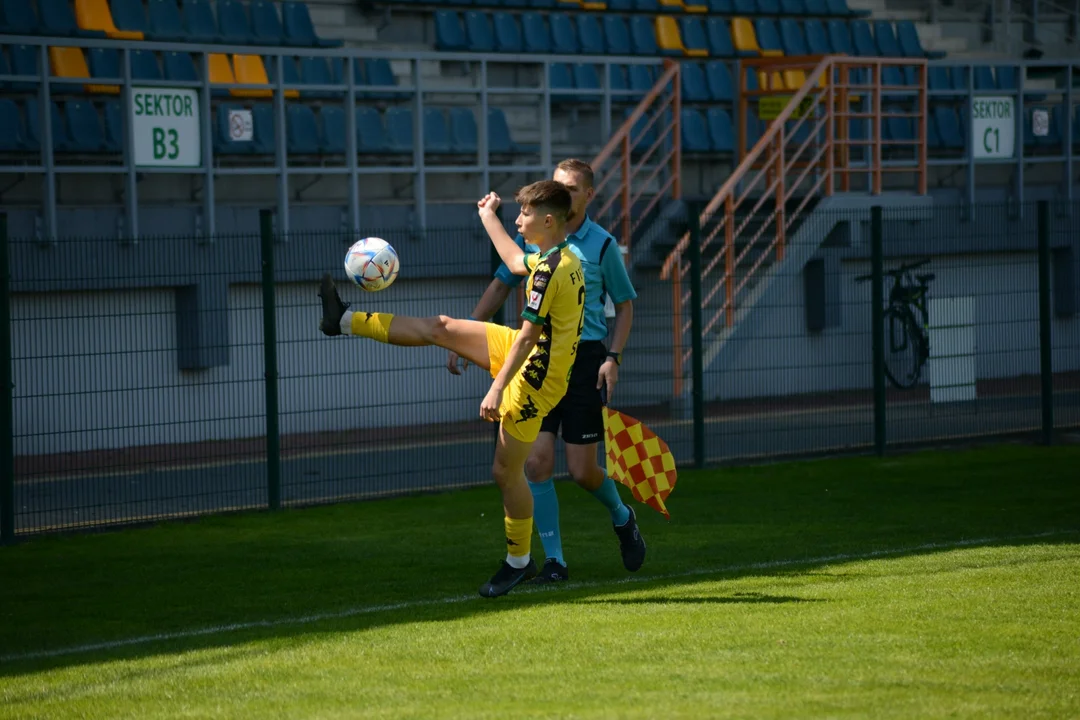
left=478, top=192, right=528, bottom=276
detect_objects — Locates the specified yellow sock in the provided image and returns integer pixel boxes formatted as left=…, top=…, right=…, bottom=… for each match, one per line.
left=504, top=516, right=533, bottom=566
left=350, top=311, right=394, bottom=343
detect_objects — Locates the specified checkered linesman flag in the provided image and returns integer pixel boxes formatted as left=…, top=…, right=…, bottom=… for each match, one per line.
left=602, top=406, right=677, bottom=519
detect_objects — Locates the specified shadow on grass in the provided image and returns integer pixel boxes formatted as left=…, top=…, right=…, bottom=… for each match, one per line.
left=1, top=445, right=1078, bottom=678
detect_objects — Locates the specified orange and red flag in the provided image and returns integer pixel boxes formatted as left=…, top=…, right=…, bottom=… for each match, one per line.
left=602, top=407, right=677, bottom=519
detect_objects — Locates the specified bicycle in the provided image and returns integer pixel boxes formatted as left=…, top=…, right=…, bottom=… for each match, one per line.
left=855, top=258, right=935, bottom=390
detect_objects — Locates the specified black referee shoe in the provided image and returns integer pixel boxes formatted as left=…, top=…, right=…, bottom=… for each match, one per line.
left=614, top=505, right=646, bottom=572
left=479, top=558, right=537, bottom=598
left=318, top=273, right=350, bottom=336
left=529, top=558, right=569, bottom=585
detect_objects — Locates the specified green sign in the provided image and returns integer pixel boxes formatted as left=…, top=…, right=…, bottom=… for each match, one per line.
left=130, top=87, right=202, bottom=168
left=758, top=96, right=814, bottom=121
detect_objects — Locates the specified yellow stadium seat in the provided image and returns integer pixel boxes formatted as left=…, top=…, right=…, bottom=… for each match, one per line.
left=660, top=0, right=707, bottom=11
left=230, top=54, right=299, bottom=99
left=75, top=0, right=143, bottom=40
left=209, top=53, right=238, bottom=86
left=559, top=0, right=607, bottom=8
left=655, top=16, right=707, bottom=58
left=49, top=46, right=118, bottom=95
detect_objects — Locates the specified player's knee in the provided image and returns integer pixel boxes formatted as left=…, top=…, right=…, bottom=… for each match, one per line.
left=525, top=456, right=554, bottom=484
left=567, top=453, right=603, bottom=486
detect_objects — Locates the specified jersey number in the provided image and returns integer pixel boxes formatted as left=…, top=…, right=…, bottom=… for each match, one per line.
left=576, top=285, right=586, bottom=337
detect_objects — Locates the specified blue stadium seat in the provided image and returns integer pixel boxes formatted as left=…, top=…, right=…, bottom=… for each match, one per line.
left=705, top=17, right=735, bottom=57
left=530, top=0, right=557, bottom=8
left=550, top=63, right=574, bottom=102
left=609, top=64, right=630, bottom=100
left=182, top=0, right=221, bottom=43
left=299, top=56, right=338, bottom=98
left=607, top=0, right=635, bottom=8
left=849, top=21, right=878, bottom=56
left=778, top=19, right=809, bottom=55
left=215, top=103, right=253, bottom=154
left=0, top=0, right=39, bottom=34
left=636, top=0, right=661, bottom=11
left=627, top=64, right=655, bottom=101
left=487, top=107, right=518, bottom=153
left=26, top=100, right=73, bottom=153
left=827, top=20, right=855, bottom=55
left=40, top=0, right=105, bottom=37
left=87, top=48, right=121, bottom=83
left=625, top=108, right=657, bottom=154
left=629, top=16, right=659, bottom=55
left=744, top=107, right=761, bottom=150
left=678, top=110, right=712, bottom=152
left=110, top=0, right=149, bottom=35
left=927, top=65, right=951, bottom=93
left=995, top=65, right=1017, bottom=90
left=884, top=108, right=913, bottom=144
left=577, top=15, right=605, bottom=54
left=827, top=0, right=868, bottom=17
left=0, top=99, right=28, bottom=151
left=102, top=99, right=123, bottom=152
left=424, top=107, right=452, bottom=154
left=163, top=51, right=198, bottom=82
left=951, top=66, right=968, bottom=91
left=550, top=13, right=579, bottom=54
left=873, top=21, right=902, bottom=56
left=282, top=1, right=342, bottom=47
left=733, top=0, right=757, bottom=13
left=572, top=63, right=601, bottom=102
left=264, top=54, right=302, bottom=90
left=493, top=13, right=523, bottom=52
left=384, top=107, right=413, bottom=153
left=705, top=60, right=733, bottom=101
left=449, top=107, right=477, bottom=154
left=603, top=16, right=632, bottom=55
left=355, top=106, right=387, bottom=153
left=250, top=0, right=286, bottom=45
left=464, top=11, right=495, bottom=52
left=146, top=0, right=187, bottom=41
left=681, top=62, right=710, bottom=103
left=757, top=0, right=780, bottom=14
left=781, top=0, right=807, bottom=12
left=251, top=104, right=275, bottom=153
left=435, top=11, right=468, bottom=51
left=679, top=18, right=710, bottom=56
left=521, top=13, right=552, bottom=53
left=973, top=66, right=995, bottom=90
left=216, top=0, right=254, bottom=44
left=896, top=20, right=944, bottom=59
left=64, top=100, right=107, bottom=152
left=803, top=19, right=832, bottom=53
left=318, top=106, right=345, bottom=154
left=364, top=58, right=400, bottom=98
left=708, top=0, right=734, bottom=9
left=753, top=19, right=784, bottom=54
left=706, top=107, right=734, bottom=151
left=286, top=104, right=320, bottom=153
left=130, top=49, right=164, bottom=81
left=804, top=0, right=828, bottom=14
left=933, top=105, right=963, bottom=149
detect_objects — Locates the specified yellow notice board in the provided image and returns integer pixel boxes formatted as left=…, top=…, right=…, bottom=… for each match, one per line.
left=758, top=95, right=814, bottom=120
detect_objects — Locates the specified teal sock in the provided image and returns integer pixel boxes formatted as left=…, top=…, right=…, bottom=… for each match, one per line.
left=592, top=475, right=630, bottom=526
left=528, top=478, right=565, bottom=566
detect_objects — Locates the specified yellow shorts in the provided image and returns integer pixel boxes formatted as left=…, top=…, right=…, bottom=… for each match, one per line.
left=485, top=323, right=549, bottom=444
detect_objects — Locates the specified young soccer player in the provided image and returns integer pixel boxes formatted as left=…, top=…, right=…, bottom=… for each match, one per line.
left=318, top=180, right=585, bottom=598
left=446, top=159, right=644, bottom=584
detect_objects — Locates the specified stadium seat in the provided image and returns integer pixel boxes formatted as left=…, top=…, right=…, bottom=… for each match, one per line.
left=283, top=2, right=342, bottom=47
left=973, top=66, right=994, bottom=90
left=896, top=21, right=944, bottom=59
left=995, top=65, right=1017, bottom=90
left=435, top=11, right=468, bottom=51
left=109, top=0, right=150, bottom=36
left=577, top=15, right=606, bottom=54
left=318, top=106, right=345, bottom=154
left=0, top=99, right=28, bottom=151
left=51, top=46, right=118, bottom=94
left=733, top=0, right=756, bottom=13
left=75, top=0, right=143, bottom=39
left=216, top=0, right=254, bottom=44
left=521, top=13, right=552, bottom=53
left=757, top=0, right=780, bottom=13
left=550, top=13, right=580, bottom=54
left=603, top=16, right=632, bottom=55
left=64, top=99, right=107, bottom=152
left=40, top=0, right=106, bottom=37
left=804, top=0, right=828, bottom=14
left=250, top=0, right=285, bottom=45
left=384, top=107, right=413, bottom=154
left=625, top=107, right=657, bottom=154
left=0, top=0, right=40, bottom=35
left=609, top=64, right=630, bottom=99
left=299, top=56, right=338, bottom=98
left=233, top=54, right=298, bottom=98
left=635, top=0, right=661, bottom=11
left=251, top=103, right=276, bottom=153
left=927, top=65, right=953, bottom=94
left=627, top=64, right=655, bottom=101
left=705, top=60, right=734, bottom=101
left=130, top=49, right=164, bottom=81
left=629, top=16, right=659, bottom=55
left=550, top=63, right=574, bottom=103
left=102, top=99, right=122, bottom=152
left=678, top=18, right=711, bottom=57
left=803, top=19, right=832, bottom=54
left=265, top=53, right=300, bottom=89
left=493, top=13, right=524, bottom=52
left=424, top=107, right=452, bottom=154
left=286, top=103, right=320, bottom=154
left=573, top=63, right=602, bottom=102
left=182, top=0, right=221, bottom=43
left=781, top=0, right=807, bottom=12
left=732, top=18, right=769, bottom=57
left=849, top=21, right=878, bottom=56
left=779, top=19, right=809, bottom=55
left=827, top=0, right=869, bottom=16
left=752, top=19, right=784, bottom=54
left=364, top=58, right=400, bottom=99
left=146, top=0, right=188, bottom=41
left=464, top=11, right=495, bottom=52
left=681, top=62, right=710, bottom=102
left=706, top=107, right=734, bottom=151
left=163, top=51, right=198, bottom=82
left=656, top=17, right=703, bottom=57
left=873, top=21, right=902, bottom=56
left=487, top=107, right=517, bottom=153
left=708, top=0, right=734, bottom=10
left=449, top=107, right=478, bottom=154
left=826, top=20, right=854, bottom=55
left=355, top=106, right=388, bottom=153
left=705, top=17, right=736, bottom=57
left=685, top=0, right=710, bottom=11
left=607, top=0, right=635, bottom=9
left=25, top=99, right=72, bottom=153
left=933, top=105, right=963, bottom=149
left=87, top=47, right=120, bottom=83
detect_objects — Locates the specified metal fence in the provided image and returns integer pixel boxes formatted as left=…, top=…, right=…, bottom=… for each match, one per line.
left=1, top=199, right=1078, bottom=539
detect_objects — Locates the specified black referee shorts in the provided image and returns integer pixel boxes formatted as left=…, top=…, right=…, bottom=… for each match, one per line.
left=539, top=340, right=607, bottom=445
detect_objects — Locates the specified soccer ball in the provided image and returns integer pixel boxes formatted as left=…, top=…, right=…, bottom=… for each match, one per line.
left=344, top=237, right=399, bottom=292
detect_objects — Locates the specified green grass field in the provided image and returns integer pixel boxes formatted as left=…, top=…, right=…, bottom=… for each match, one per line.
left=2, top=444, right=1079, bottom=719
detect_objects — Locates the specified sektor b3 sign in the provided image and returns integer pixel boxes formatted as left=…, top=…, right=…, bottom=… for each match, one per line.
left=130, top=87, right=202, bottom=168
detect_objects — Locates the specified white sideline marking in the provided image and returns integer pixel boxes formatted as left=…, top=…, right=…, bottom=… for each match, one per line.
left=2, top=529, right=1076, bottom=664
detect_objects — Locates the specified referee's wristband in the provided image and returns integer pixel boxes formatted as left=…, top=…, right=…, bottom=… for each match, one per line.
left=606, top=351, right=622, bottom=366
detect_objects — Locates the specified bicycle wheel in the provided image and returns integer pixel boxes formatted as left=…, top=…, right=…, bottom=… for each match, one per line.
left=881, top=306, right=925, bottom=389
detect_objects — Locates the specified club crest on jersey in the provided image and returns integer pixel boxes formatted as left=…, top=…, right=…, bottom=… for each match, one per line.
left=532, top=274, right=548, bottom=290
left=527, top=290, right=542, bottom=310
